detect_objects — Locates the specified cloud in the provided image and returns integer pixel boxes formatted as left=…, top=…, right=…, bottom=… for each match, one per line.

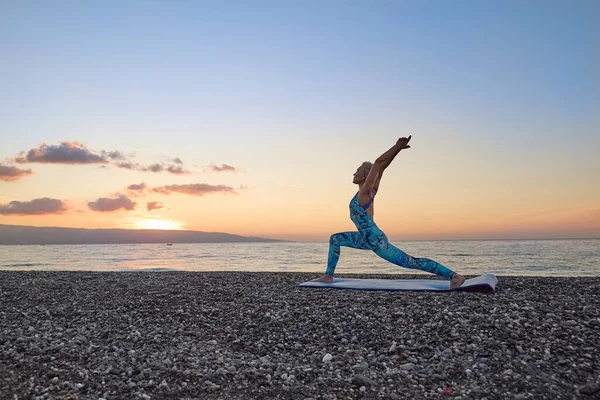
left=165, top=165, right=191, bottom=175
left=126, top=182, right=148, bottom=197
left=116, top=162, right=140, bottom=170
left=144, top=163, right=164, bottom=173
left=88, top=194, right=137, bottom=212
left=147, top=201, right=165, bottom=211
left=152, top=183, right=236, bottom=196
left=127, top=182, right=147, bottom=192
left=14, top=141, right=110, bottom=164
left=116, top=162, right=191, bottom=175
left=101, top=150, right=126, bottom=161
left=13, top=141, right=191, bottom=174
left=210, top=164, right=238, bottom=172
left=0, top=197, right=69, bottom=215
left=0, top=164, right=34, bottom=181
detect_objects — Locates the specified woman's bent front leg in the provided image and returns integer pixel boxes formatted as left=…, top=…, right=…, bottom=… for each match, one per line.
left=325, top=232, right=370, bottom=276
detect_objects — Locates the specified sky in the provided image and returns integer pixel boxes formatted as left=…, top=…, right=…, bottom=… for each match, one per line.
left=1, top=0, right=599, bottom=241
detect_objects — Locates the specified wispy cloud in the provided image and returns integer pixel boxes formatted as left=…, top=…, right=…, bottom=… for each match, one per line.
left=147, top=201, right=165, bottom=211
left=13, top=141, right=190, bottom=174
left=145, top=163, right=164, bottom=173
left=126, top=182, right=148, bottom=197
left=14, top=141, right=111, bottom=164
left=0, top=197, right=69, bottom=215
left=0, top=164, right=34, bottom=181
left=127, top=182, right=147, bottom=192
left=210, top=163, right=239, bottom=173
left=88, top=194, right=137, bottom=212
left=153, top=183, right=236, bottom=196
left=165, top=165, right=190, bottom=175
left=101, top=150, right=126, bottom=161
left=116, top=162, right=191, bottom=174
left=116, top=162, right=139, bottom=170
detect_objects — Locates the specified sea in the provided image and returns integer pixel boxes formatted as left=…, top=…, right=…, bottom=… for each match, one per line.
left=1, top=239, right=599, bottom=277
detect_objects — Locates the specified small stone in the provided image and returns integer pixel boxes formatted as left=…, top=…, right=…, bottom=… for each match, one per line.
left=442, top=348, right=453, bottom=357
left=51, top=377, right=58, bottom=384
left=514, top=394, right=527, bottom=400
left=353, top=374, right=376, bottom=387
left=400, top=363, right=415, bottom=371
left=579, top=383, right=600, bottom=395
left=516, top=346, right=524, bottom=353
left=158, top=379, right=170, bottom=391
left=206, top=340, right=217, bottom=346
left=565, top=320, right=577, bottom=326
left=389, top=341, right=398, bottom=353
left=322, top=353, right=333, bottom=363
left=359, top=386, right=367, bottom=393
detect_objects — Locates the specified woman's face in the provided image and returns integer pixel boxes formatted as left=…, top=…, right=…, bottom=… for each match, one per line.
left=353, top=167, right=365, bottom=184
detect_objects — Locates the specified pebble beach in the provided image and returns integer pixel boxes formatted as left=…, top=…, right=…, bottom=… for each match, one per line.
left=1, top=271, right=599, bottom=400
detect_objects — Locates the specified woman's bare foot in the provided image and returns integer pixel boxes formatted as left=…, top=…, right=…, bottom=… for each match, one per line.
left=314, top=275, right=334, bottom=283
left=449, top=274, right=466, bottom=290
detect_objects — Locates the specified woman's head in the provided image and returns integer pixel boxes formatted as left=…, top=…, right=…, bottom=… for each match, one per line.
left=353, top=161, right=372, bottom=184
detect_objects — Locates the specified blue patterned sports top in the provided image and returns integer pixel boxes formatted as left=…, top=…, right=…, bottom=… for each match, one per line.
left=361, top=188, right=376, bottom=210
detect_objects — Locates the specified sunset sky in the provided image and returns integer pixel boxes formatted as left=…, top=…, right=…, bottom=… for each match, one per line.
left=1, top=1, right=599, bottom=241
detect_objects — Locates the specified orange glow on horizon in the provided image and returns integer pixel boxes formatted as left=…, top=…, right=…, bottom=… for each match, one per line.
left=135, top=219, right=184, bottom=231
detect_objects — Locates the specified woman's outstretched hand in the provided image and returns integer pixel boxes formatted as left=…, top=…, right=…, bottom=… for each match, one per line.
left=396, top=135, right=411, bottom=149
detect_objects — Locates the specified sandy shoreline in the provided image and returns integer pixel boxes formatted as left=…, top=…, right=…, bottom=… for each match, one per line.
left=1, top=271, right=599, bottom=399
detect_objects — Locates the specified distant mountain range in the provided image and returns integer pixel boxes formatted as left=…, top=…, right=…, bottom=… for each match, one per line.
left=0, top=224, right=285, bottom=245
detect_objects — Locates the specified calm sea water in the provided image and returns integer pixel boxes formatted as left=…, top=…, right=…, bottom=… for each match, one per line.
left=1, top=239, right=599, bottom=277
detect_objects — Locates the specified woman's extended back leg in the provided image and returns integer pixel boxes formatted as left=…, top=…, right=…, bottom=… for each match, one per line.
left=372, top=240, right=456, bottom=280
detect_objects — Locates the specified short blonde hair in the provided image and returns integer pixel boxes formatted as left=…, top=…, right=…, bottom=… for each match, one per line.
left=357, top=161, right=373, bottom=177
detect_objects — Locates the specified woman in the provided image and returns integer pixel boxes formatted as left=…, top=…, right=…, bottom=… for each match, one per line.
left=315, top=136, right=466, bottom=289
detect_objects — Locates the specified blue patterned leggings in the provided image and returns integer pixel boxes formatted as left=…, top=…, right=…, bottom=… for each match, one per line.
left=325, top=231, right=456, bottom=279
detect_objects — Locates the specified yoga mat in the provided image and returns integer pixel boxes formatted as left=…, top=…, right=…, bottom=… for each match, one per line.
left=299, top=273, right=498, bottom=293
